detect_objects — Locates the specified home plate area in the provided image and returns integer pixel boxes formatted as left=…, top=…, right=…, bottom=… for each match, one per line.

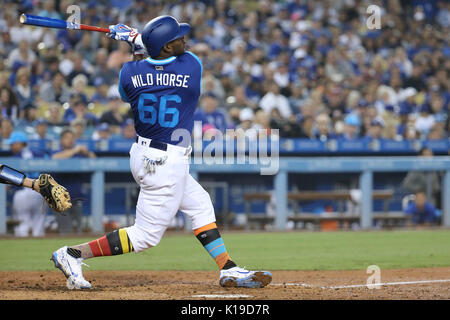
left=1, top=268, right=449, bottom=299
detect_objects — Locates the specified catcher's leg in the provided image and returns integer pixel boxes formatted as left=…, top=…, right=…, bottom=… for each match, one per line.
left=54, top=209, right=74, bottom=234
left=29, top=191, right=46, bottom=237
left=12, top=189, right=32, bottom=237
left=70, top=200, right=83, bottom=234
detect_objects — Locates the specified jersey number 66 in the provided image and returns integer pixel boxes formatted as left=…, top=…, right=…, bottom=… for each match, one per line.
left=137, top=93, right=180, bottom=128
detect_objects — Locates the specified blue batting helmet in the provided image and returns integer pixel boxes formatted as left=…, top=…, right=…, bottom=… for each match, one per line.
left=141, top=15, right=190, bottom=58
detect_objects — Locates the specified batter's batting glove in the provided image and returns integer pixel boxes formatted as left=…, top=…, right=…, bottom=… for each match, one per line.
left=107, top=23, right=146, bottom=56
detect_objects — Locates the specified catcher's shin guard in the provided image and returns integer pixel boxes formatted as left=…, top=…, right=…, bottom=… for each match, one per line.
left=0, top=164, right=26, bottom=186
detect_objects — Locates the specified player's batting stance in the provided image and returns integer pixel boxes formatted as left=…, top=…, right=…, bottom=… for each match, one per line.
left=51, top=15, right=272, bottom=290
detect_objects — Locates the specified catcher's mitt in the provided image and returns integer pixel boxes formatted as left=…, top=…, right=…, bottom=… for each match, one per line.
left=38, top=174, right=72, bottom=213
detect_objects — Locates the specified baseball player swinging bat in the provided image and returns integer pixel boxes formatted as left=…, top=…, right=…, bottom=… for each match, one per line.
left=19, top=14, right=110, bottom=33
left=26, top=14, right=272, bottom=290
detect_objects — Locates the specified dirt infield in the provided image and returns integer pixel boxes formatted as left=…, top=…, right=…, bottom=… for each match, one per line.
left=1, top=267, right=449, bottom=300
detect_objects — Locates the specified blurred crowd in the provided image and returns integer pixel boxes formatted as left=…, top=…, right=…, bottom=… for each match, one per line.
left=0, top=0, right=449, bottom=146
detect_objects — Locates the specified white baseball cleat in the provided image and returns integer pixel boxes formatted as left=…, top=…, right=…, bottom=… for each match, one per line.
left=219, top=266, right=272, bottom=288
left=51, top=246, right=91, bottom=290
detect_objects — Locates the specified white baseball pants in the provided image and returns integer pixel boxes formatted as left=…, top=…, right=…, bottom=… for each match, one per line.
left=13, top=188, right=46, bottom=237
left=125, top=137, right=216, bottom=253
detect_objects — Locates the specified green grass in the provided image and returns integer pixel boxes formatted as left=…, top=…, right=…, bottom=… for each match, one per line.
left=0, top=230, right=449, bottom=271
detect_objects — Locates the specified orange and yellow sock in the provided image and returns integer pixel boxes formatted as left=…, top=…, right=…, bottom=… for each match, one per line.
left=194, top=222, right=237, bottom=270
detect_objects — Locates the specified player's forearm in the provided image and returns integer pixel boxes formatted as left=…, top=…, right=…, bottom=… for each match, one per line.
left=0, top=165, right=38, bottom=191
left=22, top=177, right=39, bottom=192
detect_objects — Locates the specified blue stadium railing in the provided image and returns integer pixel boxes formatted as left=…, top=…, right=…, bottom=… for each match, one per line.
left=0, top=156, right=449, bottom=235
left=0, top=138, right=449, bottom=155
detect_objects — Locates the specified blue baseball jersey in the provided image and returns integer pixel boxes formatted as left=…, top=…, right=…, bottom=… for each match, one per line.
left=118, top=51, right=202, bottom=147
left=193, top=109, right=228, bottom=133
left=405, top=201, right=437, bottom=224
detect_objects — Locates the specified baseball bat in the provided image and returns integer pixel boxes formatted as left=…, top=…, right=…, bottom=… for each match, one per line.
left=19, top=14, right=110, bottom=33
